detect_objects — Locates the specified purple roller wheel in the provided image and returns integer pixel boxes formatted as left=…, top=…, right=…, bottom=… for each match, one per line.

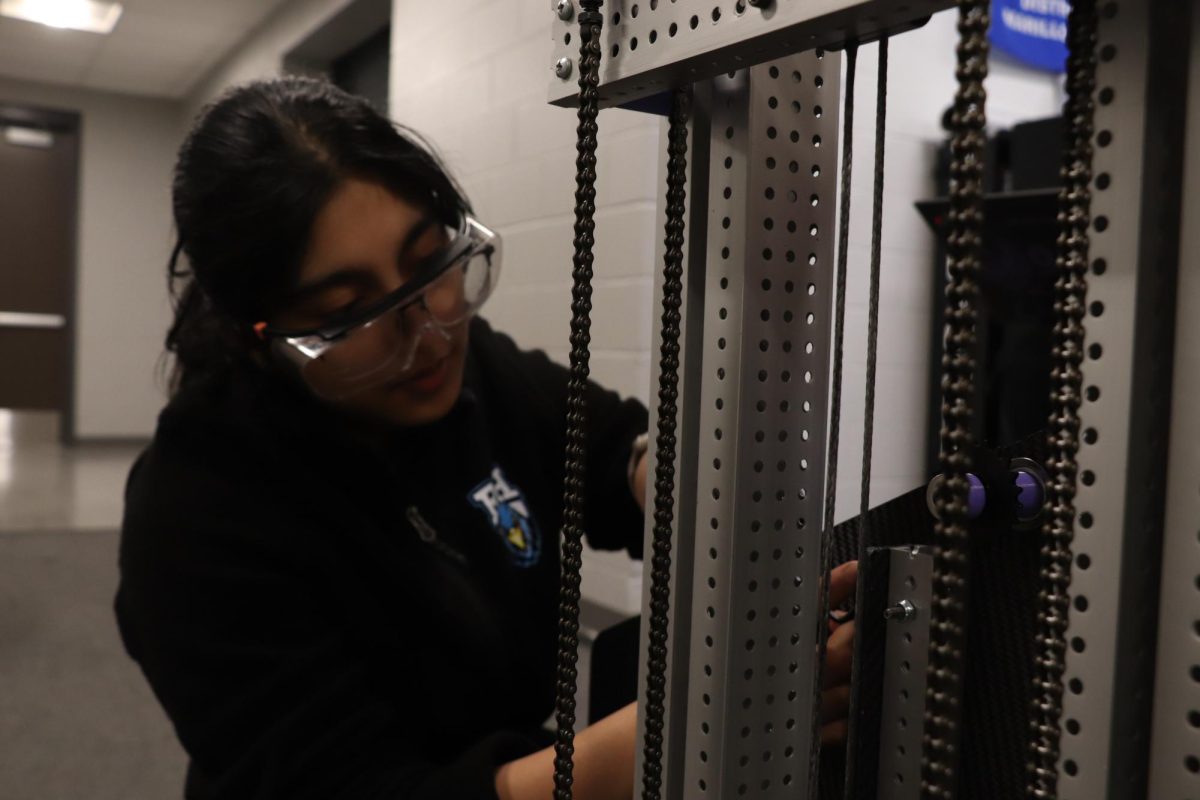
left=1014, top=469, right=1046, bottom=523
left=966, top=472, right=986, bottom=520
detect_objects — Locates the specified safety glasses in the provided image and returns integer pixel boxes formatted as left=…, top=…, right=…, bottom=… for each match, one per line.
left=255, top=215, right=501, bottom=399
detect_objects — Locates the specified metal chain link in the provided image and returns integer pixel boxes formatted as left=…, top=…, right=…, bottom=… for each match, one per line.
left=553, top=3, right=604, bottom=796
left=1025, top=2, right=1098, bottom=796
left=639, top=87, right=691, bottom=800
left=921, top=1, right=989, bottom=798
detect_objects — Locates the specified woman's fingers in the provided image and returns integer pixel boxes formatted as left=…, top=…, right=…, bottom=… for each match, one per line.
left=820, top=719, right=849, bottom=746
left=827, top=560, right=859, bottom=609
left=823, top=620, right=855, bottom=688
left=821, top=683, right=851, bottom=723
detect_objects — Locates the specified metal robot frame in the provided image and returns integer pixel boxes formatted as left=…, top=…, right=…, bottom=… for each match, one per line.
left=543, top=1, right=1199, bottom=798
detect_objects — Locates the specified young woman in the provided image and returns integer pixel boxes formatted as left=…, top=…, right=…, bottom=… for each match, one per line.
left=115, top=76, right=856, bottom=800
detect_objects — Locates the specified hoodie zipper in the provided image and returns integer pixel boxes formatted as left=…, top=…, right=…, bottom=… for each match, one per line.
left=405, top=505, right=467, bottom=566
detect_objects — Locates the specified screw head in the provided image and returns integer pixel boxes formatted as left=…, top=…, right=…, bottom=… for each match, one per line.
left=555, top=57, right=574, bottom=80
left=884, top=599, right=918, bottom=622
left=556, top=0, right=574, bottom=21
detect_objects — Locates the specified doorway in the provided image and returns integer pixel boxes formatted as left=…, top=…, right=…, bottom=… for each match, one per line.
left=284, top=0, right=391, bottom=114
left=0, top=104, right=80, bottom=440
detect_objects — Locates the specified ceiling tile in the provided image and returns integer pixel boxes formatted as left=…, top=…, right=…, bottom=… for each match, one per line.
left=0, top=0, right=299, bottom=98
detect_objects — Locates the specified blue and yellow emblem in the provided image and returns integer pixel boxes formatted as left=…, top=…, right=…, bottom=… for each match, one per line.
left=469, top=467, right=540, bottom=567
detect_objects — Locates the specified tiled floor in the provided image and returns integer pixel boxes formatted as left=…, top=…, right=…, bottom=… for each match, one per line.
left=0, top=410, right=186, bottom=799
left=0, top=410, right=141, bottom=532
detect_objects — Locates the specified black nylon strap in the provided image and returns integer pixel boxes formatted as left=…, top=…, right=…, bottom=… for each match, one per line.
left=809, top=41, right=859, bottom=797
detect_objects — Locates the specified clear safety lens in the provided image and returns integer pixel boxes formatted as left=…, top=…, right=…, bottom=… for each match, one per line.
left=286, top=243, right=499, bottom=400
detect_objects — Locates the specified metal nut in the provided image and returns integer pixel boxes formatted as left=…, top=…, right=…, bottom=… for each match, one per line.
left=884, top=599, right=918, bottom=622
left=555, top=57, right=574, bottom=80
left=556, top=0, right=574, bottom=21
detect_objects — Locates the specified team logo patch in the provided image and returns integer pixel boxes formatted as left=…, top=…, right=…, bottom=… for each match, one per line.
left=469, top=467, right=540, bottom=567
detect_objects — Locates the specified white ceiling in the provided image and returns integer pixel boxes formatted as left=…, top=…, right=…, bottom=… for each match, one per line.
left=0, top=0, right=295, bottom=99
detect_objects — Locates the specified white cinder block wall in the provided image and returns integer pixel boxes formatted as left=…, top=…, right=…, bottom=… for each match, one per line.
left=832, top=16, right=1062, bottom=523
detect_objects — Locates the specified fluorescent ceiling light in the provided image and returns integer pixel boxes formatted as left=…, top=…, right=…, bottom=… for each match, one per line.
left=0, top=0, right=123, bottom=34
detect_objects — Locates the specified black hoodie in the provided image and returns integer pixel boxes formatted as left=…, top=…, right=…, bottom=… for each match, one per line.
left=116, top=318, right=647, bottom=799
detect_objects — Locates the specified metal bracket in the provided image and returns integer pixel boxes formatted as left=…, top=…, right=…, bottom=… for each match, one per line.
left=546, top=0, right=949, bottom=109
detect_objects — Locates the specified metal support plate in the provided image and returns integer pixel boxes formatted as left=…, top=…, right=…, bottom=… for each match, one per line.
left=1146, top=3, right=1200, bottom=797
left=546, top=0, right=950, bottom=109
left=876, top=547, right=932, bottom=800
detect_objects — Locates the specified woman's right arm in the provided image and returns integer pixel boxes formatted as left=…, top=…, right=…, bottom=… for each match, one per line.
left=494, top=703, right=637, bottom=800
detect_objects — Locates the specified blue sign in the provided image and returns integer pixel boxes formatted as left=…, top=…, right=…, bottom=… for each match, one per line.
left=990, top=0, right=1070, bottom=74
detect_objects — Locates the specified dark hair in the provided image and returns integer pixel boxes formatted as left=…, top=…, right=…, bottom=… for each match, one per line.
left=166, top=76, right=470, bottom=393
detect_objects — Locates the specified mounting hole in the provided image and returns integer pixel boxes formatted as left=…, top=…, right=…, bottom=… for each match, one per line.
left=669, top=21, right=678, bottom=36
left=1096, top=172, right=1112, bottom=190
left=712, top=6, right=721, bottom=22
left=1099, top=87, right=1115, bottom=105
left=690, top=14, right=700, bottom=29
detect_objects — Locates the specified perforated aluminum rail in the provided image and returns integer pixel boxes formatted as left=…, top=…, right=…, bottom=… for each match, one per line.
left=1062, top=2, right=1189, bottom=797
left=628, top=50, right=842, bottom=798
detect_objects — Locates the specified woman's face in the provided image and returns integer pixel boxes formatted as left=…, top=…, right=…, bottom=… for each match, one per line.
left=270, top=178, right=469, bottom=427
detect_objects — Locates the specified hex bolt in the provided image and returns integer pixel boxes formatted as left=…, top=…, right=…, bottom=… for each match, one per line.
left=556, top=0, right=575, bottom=21
left=555, top=57, right=574, bottom=80
left=884, top=599, right=917, bottom=622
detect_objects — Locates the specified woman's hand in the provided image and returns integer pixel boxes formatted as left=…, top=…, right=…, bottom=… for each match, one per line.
left=495, top=703, right=636, bottom=800
left=821, top=560, right=858, bottom=745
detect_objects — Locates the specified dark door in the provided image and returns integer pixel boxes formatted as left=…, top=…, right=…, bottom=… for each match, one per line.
left=331, top=26, right=390, bottom=114
left=0, top=105, right=79, bottom=425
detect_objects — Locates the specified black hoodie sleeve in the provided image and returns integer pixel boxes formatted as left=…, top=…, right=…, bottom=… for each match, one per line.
left=116, top=451, right=538, bottom=800
left=470, top=318, right=649, bottom=558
